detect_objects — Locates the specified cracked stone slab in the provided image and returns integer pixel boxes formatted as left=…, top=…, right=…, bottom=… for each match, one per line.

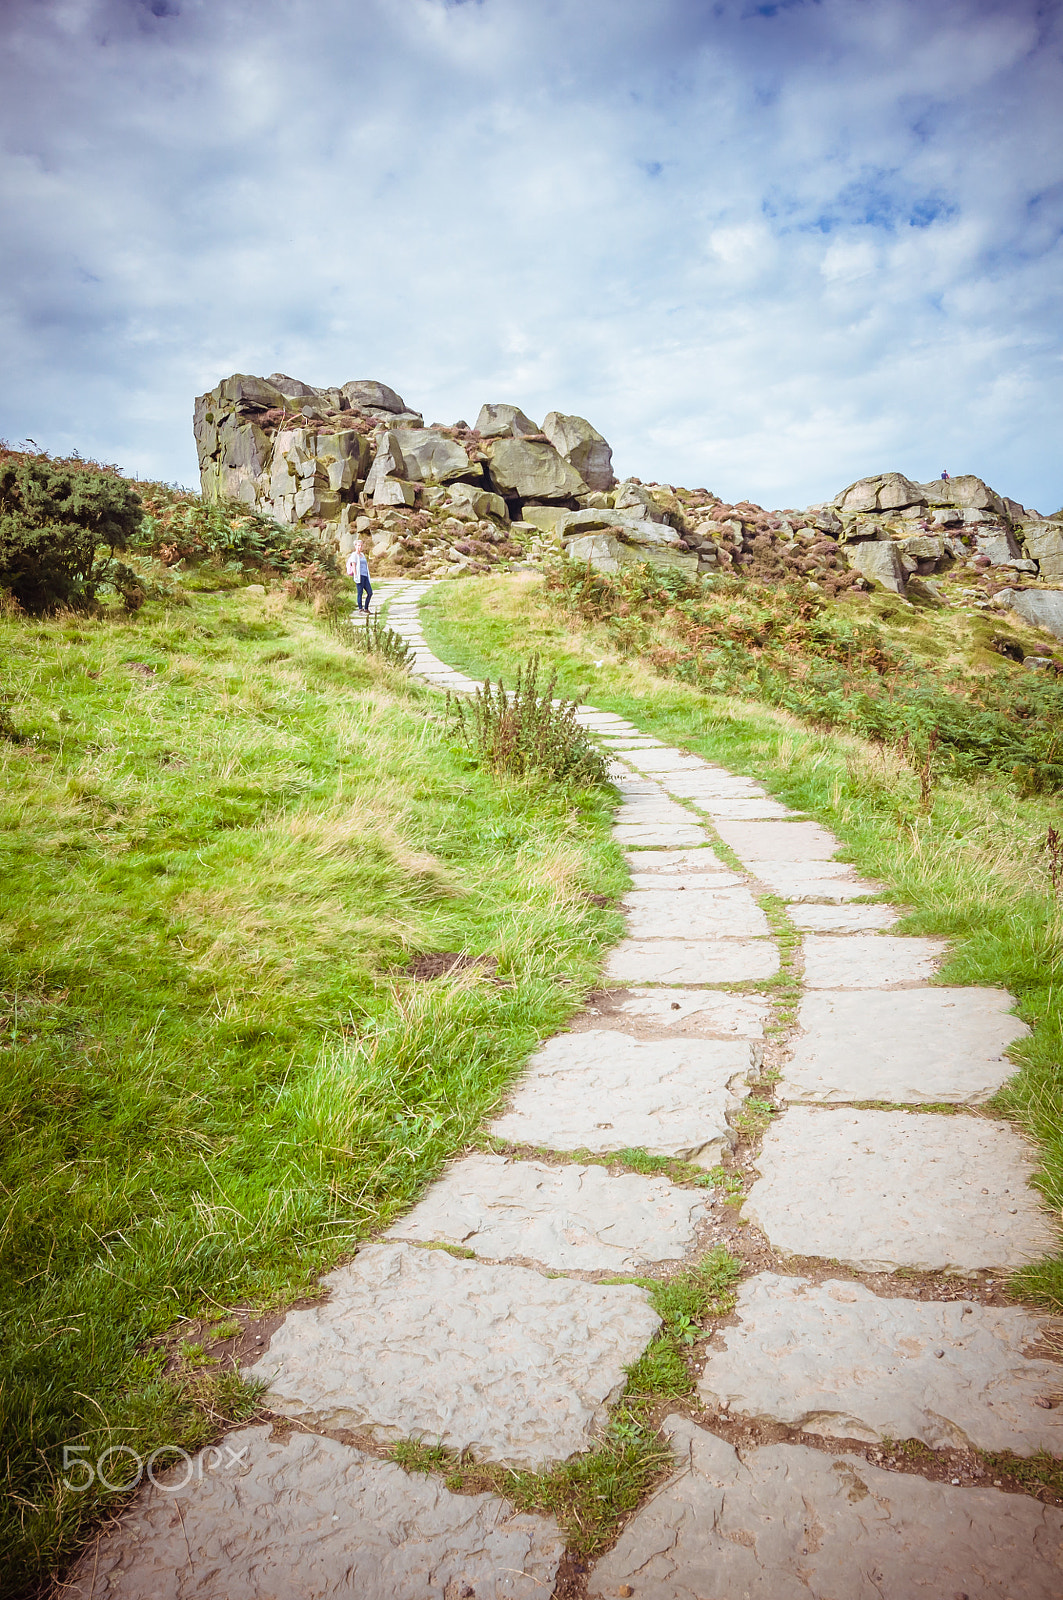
left=385, top=1153, right=707, bottom=1270
left=789, top=903, right=900, bottom=932
left=624, top=846, right=734, bottom=876
left=628, top=868, right=747, bottom=890
left=606, top=937, right=780, bottom=984
left=615, top=800, right=699, bottom=826
left=744, top=1108, right=1058, bottom=1272
left=715, top=818, right=841, bottom=861
left=781, top=989, right=1028, bottom=1105
left=699, top=1273, right=1063, bottom=1455
left=657, top=773, right=769, bottom=799
left=587, top=1417, right=1063, bottom=1600
left=248, top=1244, right=659, bottom=1469
left=490, top=1028, right=753, bottom=1164
left=803, top=933, right=948, bottom=987
left=623, top=750, right=709, bottom=773
left=750, top=860, right=887, bottom=901
left=696, top=797, right=796, bottom=819
left=607, top=987, right=770, bottom=1038
left=614, top=823, right=708, bottom=847
left=623, top=888, right=771, bottom=939
left=67, top=1425, right=563, bottom=1600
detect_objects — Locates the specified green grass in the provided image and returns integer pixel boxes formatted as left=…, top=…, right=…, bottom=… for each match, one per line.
left=0, top=579, right=626, bottom=1594
left=421, top=574, right=1063, bottom=1309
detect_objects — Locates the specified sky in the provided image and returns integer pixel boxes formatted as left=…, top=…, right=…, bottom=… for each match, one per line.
left=1, top=0, right=1061, bottom=512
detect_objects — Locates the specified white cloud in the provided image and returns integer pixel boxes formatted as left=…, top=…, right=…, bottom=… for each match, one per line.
left=0, top=0, right=1060, bottom=511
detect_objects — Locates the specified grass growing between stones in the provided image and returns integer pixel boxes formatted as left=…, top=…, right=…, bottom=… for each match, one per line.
left=0, top=582, right=624, bottom=1596
left=421, top=575, right=1063, bottom=1310
left=389, top=1247, right=742, bottom=1557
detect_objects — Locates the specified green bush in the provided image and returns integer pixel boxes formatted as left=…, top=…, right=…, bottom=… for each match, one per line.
left=448, top=653, right=609, bottom=786
left=0, top=456, right=143, bottom=613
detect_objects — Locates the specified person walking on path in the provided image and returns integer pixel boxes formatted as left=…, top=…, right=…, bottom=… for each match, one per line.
left=346, top=540, right=373, bottom=612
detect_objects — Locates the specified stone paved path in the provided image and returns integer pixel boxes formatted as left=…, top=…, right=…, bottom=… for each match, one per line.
left=70, top=580, right=1063, bottom=1597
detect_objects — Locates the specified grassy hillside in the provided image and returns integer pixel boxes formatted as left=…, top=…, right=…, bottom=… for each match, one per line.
left=421, top=571, right=1063, bottom=1310
left=0, top=571, right=622, bottom=1592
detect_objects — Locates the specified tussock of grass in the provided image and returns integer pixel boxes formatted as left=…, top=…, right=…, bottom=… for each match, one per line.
left=422, top=576, right=1063, bottom=1309
left=0, top=581, right=625, bottom=1594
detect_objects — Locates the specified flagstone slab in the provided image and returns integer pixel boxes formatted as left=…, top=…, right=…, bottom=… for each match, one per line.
left=623, top=887, right=770, bottom=939
left=624, top=846, right=733, bottom=875
left=609, top=988, right=770, bottom=1038
left=697, top=797, right=796, bottom=819
left=248, top=1244, right=659, bottom=1469
left=587, top=1417, right=1063, bottom=1600
left=744, top=1108, right=1057, bottom=1272
left=659, top=773, right=769, bottom=799
left=614, top=823, right=708, bottom=847
left=789, top=903, right=901, bottom=932
left=781, top=989, right=1028, bottom=1105
left=628, top=868, right=747, bottom=890
left=490, top=1029, right=753, bottom=1164
left=385, top=1153, right=707, bottom=1270
left=802, top=933, right=948, bottom=988
left=750, top=860, right=886, bottom=901
left=615, top=800, right=699, bottom=826
left=715, top=818, right=842, bottom=861
left=606, top=937, right=780, bottom=984
left=68, top=1425, right=563, bottom=1600
left=698, top=1273, right=1063, bottom=1455
left=625, top=751, right=710, bottom=773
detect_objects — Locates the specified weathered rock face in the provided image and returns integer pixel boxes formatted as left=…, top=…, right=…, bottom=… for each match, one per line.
left=485, top=436, right=589, bottom=502
left=542, top=411, right=615, bottom=492
left=192, top=372, right=619, bottom=578
left=474, top=403, right=540, bottom=439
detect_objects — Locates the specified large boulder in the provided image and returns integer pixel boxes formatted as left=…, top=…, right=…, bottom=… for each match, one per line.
left=446, top=481, right=509, bottom=522
left=1021, top=522, right=1063, bottom=577
left=485, top=437, right=588, bottom=501
left=836, top=473, right=926, bottom=514
left=924, top=475, right=1005, bottom=515
left=475, top=403, right=540, bottom=439
left=973, top=526, right=1024, bottom=566
left=392, top=428, right=474, bottom=485
left=996, top=589, right=1063, bottom=640
left=559, top=508, right=683, bottom=547
left=364, top=430, right=406, bottom=502
left=541, top=412, right=615, bottom=492
left=342, top=379, right=408, bottom=414
left=846, top=540, right=907, bottom=595
left=567, top=532, right=698, bottom=579
left=267, top=373, right=319, bottom=402
left=520, top=505, right=572, bottom=535
left=613, top=480, right=671, bottom=523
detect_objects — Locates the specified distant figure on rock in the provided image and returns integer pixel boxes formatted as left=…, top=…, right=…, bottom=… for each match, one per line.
left=941, top=468, right=950, bottom=481
left=347, top=539, right=373, bottom=613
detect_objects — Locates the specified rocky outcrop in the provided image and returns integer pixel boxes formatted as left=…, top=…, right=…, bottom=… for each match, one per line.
left=192, top=379, right=1058, bottom=599
left=193, top=374, right=621, bottom=578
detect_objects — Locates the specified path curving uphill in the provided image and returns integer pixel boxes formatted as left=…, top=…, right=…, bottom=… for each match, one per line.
left=70, top=581, right=1063, bottom=1599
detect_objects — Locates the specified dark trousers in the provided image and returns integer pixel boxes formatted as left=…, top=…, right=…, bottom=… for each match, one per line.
left=357, top=575, right=373, bottom=611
